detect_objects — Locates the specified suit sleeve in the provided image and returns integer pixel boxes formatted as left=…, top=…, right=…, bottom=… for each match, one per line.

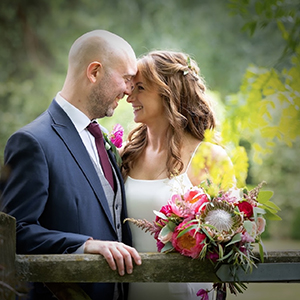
left=2, top=131, right=91, bottom=254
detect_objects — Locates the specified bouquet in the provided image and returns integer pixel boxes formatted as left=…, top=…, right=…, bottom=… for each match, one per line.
left=125, top=180, right=281, bottom=299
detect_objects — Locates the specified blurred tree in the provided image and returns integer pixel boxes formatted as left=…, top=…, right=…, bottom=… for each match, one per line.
left=222, top=0, right=300, bottom=238
left=1, top=0, right=298, bottom=237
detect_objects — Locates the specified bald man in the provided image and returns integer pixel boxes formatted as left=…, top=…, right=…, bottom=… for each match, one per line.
left=1, top=30, right=141, bottom=300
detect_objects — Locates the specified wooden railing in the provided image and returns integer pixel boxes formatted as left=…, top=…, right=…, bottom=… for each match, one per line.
left=1, top=212, right=300, bottom=299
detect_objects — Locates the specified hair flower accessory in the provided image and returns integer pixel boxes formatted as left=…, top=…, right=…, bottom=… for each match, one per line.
left=125, top=180, right=281, bottom=299
left=103, top=124, right=124, bottom=166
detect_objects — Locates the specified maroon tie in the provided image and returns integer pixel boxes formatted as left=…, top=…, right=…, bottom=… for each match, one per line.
left=87, top=122, right=114, bottom=190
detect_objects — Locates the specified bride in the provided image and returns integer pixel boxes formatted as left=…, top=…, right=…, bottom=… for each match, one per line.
left=121, top=50, right=235, bottom=300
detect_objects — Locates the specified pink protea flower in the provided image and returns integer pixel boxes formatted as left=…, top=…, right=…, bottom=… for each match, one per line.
left=109, top=124, right=124, bottom=148
left=172, top=220, right=206, bottom=259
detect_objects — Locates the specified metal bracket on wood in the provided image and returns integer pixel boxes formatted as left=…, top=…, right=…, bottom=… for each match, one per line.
left=217, top=263, right=300, bottom=282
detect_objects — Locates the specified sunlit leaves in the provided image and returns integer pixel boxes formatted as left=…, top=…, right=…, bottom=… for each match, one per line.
left=221, top=49, right=300, bottom=171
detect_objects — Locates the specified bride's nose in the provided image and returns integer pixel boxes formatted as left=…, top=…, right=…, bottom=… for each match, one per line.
left=126, top=86, right=135, bottom=103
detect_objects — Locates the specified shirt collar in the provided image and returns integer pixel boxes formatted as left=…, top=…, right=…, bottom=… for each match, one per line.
left=55, top=92, right=90, bottom=133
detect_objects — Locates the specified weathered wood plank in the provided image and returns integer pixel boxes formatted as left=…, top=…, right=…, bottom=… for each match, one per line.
left=16, top=253, right=219, bottom=283
left=0, top=212, right=16, bottom=300
left=15, top=251, right=300, bottom=283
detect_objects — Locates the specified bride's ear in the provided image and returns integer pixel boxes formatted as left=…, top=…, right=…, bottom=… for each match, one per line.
left=86, top=61, right=103, bottom=83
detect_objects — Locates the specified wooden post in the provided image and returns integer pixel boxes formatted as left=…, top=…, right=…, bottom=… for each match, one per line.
left=0, top=212, right=16, bottom=300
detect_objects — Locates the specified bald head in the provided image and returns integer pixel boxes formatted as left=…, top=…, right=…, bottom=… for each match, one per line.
left=67, top=30, right=136, bottom=77
left=60, top=30, right=137, bottom=119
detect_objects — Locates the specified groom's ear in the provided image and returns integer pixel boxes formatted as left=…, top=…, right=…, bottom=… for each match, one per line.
left=86, top=61, right=103, bottom=83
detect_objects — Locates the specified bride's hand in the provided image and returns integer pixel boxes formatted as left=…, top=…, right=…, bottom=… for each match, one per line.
left=84, top=239, right=142, bottom=276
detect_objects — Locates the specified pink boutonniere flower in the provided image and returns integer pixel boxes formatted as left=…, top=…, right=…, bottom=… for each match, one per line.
left=103, top=124, right=124, bottom=166
left=108, top=124, right=124, bottom=148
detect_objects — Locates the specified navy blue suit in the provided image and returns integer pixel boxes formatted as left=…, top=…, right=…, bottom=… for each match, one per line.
left=1, top=100, right=132, bottom=299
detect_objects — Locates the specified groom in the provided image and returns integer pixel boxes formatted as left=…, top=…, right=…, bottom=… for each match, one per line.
left=1, top=30, right=141, bottom=300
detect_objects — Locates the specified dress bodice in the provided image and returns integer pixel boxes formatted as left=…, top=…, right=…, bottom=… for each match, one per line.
left=124, top=142, right=212, bottom=300
left=125, top=173, right=193, bottom=252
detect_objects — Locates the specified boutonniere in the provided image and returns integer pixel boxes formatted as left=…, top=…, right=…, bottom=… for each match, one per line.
left=103, top=124, right=124, bottom=166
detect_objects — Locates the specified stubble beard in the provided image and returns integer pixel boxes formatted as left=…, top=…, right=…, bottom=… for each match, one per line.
left=88, top=81, right=116, bottom=119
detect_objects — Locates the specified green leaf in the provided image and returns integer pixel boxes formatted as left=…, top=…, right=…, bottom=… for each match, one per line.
left=218, top=244, right=224, bottom=259
left=244, top=220, right=254, bottom=234
left=160, top=224, right=172, bottom=237
left=201, top=226, right=216, bottom=245
left=168, top=221, right=177, bottom=231
left=218, top=248, right=234, bottom=262
left=265, top=210, right=282, bottom=221
left=257, top=191, right=274, bottom=204
left=259, top=242, right=265, bottom=263
left=177, top=224, right=199, bottom=238
left=161, top=242, right=174, bottom=253
left=264, top=201, right=281, bottom=211
left=225, top=233, right=242, bottom=247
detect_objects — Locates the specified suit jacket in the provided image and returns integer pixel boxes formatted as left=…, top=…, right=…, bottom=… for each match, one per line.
left=2, top=100, right=132, bottom=299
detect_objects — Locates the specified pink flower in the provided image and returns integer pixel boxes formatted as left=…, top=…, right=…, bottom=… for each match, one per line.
left=155, top=204, right=172, bottom=222
left=168, top=194, right=189, bottom=218
left=109, top=124, right=124, bottom=148
left=197, top=289, right=209, bottom=300
left=206, top=251, right=219, bottom=262
left=184, top=188, right=209, bottom=213
left=256, top=217, right=266, bottom=234
left=158, top=227, right=173, bottom=244
left=172, top=221, right=206, bottom=259
left=183, top=187, right=205, bottom=203
left=226, top=187, right=243, bottom=204
left=241, top=231, right=255, bottom=243
left=237, top=201, right=253, bottom=219
left=156, top=240, right=165, bottom=252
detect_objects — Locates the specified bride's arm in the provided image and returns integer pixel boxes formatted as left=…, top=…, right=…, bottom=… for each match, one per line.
left=189, top=142, right=236, bottom=188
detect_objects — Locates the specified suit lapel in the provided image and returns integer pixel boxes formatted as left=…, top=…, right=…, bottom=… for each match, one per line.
left=47, top=100, right=116, bottom=231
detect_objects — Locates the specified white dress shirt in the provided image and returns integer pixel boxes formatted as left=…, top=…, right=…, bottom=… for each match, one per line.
left=55, top=92, right=104, bottom=175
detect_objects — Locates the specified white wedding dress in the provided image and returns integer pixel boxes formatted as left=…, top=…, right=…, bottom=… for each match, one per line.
left=125, top=144, right=213, bottom=300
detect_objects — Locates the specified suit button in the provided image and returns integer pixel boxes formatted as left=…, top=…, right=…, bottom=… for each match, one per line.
left=115, top=204, right=119, bottom=210
left=117, top=223, right=121, bottom=229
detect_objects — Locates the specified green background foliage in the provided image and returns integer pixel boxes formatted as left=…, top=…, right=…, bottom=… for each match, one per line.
left=0, top=0, right=299, bottom=241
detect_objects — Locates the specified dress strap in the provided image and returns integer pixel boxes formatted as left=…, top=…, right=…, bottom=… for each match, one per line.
left=185, top=142, right=202, bottom=173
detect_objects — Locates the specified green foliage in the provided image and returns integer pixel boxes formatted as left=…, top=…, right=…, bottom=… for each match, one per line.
left=291, top=207, right=300, bottom=239
left=222, top=51, right=300, bottom=165
left=228, top=0, right=300, bottom=66
left=0, top=0, right=299, bottom=240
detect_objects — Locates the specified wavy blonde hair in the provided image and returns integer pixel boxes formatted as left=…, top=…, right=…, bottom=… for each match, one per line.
left=121, top=50, right=216, bottom=179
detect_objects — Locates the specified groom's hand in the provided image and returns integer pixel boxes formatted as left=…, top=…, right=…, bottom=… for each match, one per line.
left=84, top=239, right=142, bottom=276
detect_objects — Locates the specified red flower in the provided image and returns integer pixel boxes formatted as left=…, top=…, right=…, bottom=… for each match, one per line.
left=206, top=251, right=219, bottom=263
left=172, top=221, right=206, bottom=259
left=156, top=239, right=165, bottom=252
left=237, top=201, right=253, bottom=218
left=155, top=204, right=172, bottom=222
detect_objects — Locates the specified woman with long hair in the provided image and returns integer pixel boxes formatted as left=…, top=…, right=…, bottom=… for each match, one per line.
left=122, top=50, right=235, bottom=300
